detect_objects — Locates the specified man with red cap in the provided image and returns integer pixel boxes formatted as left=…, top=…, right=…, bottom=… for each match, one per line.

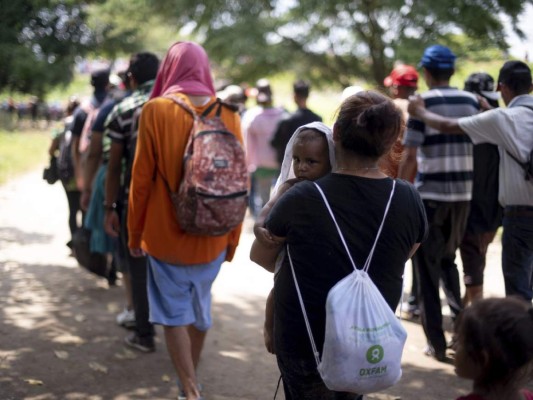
left=381, top=64, right=419, bottom=177
left=383, top=63, right=420, bottom=318
left=384, top=64, right=419, bottom=113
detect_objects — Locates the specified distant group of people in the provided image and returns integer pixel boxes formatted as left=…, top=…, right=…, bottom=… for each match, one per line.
left=49, top=53, right=161, bottom=359
left=45, top=39, right=532, bottom=400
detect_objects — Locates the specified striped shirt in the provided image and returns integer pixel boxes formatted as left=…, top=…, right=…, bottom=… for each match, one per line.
left=404, top=87, right=479, bottom=202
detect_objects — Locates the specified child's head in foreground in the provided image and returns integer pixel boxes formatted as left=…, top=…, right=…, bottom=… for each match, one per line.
left=291, top=127, right=332, bottom=181
left=454, top=297, right=533, bottom=389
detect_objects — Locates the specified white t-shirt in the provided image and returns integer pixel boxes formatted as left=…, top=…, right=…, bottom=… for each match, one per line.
left=458, top=95, right=533, bottom=207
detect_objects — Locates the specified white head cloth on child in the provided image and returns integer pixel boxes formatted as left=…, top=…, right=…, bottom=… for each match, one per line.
left=272, top=121, right=336, bottom=196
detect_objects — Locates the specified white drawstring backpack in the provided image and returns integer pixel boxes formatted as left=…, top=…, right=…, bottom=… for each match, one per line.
left=287, top=180, right=407, bottom=394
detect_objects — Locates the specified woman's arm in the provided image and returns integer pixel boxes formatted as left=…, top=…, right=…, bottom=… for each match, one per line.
left=250, top=236, right=284, bottom=273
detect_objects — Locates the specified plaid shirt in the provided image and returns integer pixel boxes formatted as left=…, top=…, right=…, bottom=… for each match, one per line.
left=103, top=80, right=154, bottom=154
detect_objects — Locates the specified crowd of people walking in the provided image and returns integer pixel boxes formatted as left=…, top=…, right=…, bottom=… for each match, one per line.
left=41, top=40, right=532, bottom=400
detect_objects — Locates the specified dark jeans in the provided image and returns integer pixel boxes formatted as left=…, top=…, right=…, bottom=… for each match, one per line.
left=502, top=209, right=533, bottom=302
left=414, top=200, right=469, bottom=353
left=120, top=206, right=154, bottom=339
left=64, top=189, right=82, bottom=240
left=276, top=353, right=362, bottom=400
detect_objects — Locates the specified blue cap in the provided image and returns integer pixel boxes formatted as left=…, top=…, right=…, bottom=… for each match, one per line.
left=419, top=45, right=456, bottom=69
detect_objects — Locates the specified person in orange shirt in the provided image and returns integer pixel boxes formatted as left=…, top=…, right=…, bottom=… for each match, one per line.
left=127, top=41, right=243, bottom=400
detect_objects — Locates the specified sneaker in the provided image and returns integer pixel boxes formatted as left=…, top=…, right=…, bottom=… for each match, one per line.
left=116, top=307, right=136, bottom=329
left=177, top=382, right=203, bottom=400
left=124, top=333, right=155, bottom=353
left=423, top=345, right=449, bottom=363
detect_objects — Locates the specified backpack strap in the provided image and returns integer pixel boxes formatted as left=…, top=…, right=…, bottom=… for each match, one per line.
left=313, top=180, right=396, bottom=273
left=287, top=244, right=321, bottom=368
left=287, top=179, right=396, bottom=369
left=506, top=105, right=533, bottom=181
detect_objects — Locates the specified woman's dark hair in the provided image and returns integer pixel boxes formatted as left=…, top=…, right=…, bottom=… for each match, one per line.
left=456, top=297, right=533, bottom=387
left=334, top=90, right=403, bottom=158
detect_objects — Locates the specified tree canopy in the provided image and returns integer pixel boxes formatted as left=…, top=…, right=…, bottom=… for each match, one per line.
left=1, top=0, right=532, bottom=97
left=0, top=1, right=92, bottom=97
left=145, top=0, right=532, bottom=88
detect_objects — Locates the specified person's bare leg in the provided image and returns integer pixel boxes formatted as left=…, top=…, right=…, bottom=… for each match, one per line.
left=464, top=285, right=483, bottom=307
left=164, top=325, right=201, bottom=400
left=188, top=325, right=207, bottom=370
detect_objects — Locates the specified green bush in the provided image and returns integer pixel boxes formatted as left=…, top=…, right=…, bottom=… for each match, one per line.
left=0, top=129, right=50, bottom=185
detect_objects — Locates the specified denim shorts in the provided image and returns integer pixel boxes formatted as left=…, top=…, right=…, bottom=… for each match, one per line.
left=146, top=251, right=225, bottom=330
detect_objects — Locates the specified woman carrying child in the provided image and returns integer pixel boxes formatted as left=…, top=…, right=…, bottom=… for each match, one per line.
left=250, top=91, right=427, bottom=399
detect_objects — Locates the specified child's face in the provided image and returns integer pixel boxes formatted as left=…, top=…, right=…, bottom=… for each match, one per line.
left=292, top=133, right=331, bottom=181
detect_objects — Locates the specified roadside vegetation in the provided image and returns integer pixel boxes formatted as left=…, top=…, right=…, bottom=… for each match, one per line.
left=0, top=129, right=50, bottom=185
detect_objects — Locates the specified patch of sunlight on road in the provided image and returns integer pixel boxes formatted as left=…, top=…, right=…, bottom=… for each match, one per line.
left=219, top=350, right=250, bottom=361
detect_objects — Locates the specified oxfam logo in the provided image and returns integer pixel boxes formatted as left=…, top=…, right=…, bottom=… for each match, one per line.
left=366, top=345, right=384, bottom=364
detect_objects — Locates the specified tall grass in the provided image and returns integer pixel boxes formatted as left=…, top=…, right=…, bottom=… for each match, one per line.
left=0, top=129, right=51, bottom=185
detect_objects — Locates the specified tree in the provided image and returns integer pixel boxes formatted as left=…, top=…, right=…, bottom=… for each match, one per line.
left=146, top=0, right=533, bottom=88
left=0, top=1, right=95, bottom=97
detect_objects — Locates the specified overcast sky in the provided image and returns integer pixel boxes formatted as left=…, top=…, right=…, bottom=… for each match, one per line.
left=506, top=3, right=533, bottom=59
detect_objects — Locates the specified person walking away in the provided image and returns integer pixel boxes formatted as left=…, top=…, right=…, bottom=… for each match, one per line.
left=49, top=97, right=81, bottom=252
left=127, top=41, right=244, bottom=400
left=103, top=52, right=160, bottom=352
left=243, top=79, right=286, bottom=218
left=70, top=69, right=110, bottom=195
left=271, top=79, right=322, bottom=166
left=459, top=73, right=503, bottom=306
left=251, top=91, right=427, bottom=399
left=383, top=63, right=420, bottom=318
left=397, top=45, right=479, bottom=362
left=408, top=60, right=533, bottom=303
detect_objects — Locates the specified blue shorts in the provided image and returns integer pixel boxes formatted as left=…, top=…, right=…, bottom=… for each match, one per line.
left=146, top=251, right=225, bottom=330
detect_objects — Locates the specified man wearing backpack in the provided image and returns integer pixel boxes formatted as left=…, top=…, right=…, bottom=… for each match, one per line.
left=70, top=68, right=110, bottom=195
left=408, top=60, right=533, bottom=303
left=103, top=52, right=160, bottom=353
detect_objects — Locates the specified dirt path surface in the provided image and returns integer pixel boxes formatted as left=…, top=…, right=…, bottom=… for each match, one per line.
left=0, top=170, right=508, bottom=400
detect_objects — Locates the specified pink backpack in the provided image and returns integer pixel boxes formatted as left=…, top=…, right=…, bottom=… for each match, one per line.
left=163, top=96, right=249, bottom=236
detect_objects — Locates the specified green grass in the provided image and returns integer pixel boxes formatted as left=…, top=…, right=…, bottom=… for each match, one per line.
left=0, top=129, right=51, bottom=185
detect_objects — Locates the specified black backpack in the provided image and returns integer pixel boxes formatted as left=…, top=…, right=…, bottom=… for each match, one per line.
left=506, top=148, right=533, bottom=181
left=507, top=105, right=533, bottom=182
left=57, top=124, right=75, bottom=183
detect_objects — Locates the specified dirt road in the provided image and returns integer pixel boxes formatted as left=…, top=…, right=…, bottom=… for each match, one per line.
left=0, top=169, right=507, bottom=399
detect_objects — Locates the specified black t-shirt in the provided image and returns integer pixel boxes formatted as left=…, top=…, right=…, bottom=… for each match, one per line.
left=271, top=108, right=322, bottom=165
left=266, top=174, right=427, bottom=359
left=467, top=143, right=503, bottom=234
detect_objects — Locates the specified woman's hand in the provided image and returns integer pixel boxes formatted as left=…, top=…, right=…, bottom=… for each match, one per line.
left=129, top=248, right=145, bottom=258
left=407, top=94, right=425, bottom=118
left=254, top=226, right=284, bottom=248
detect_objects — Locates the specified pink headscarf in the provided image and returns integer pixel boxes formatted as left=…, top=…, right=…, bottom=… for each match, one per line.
left=150, top=41, right=216, bottom=99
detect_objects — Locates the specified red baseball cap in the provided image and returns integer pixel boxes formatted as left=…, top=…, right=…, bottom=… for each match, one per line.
left=383, top=65, right=419, bottom=88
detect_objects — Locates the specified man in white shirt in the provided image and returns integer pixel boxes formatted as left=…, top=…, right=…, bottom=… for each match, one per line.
left=408, top=60, right=533, bottom=303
